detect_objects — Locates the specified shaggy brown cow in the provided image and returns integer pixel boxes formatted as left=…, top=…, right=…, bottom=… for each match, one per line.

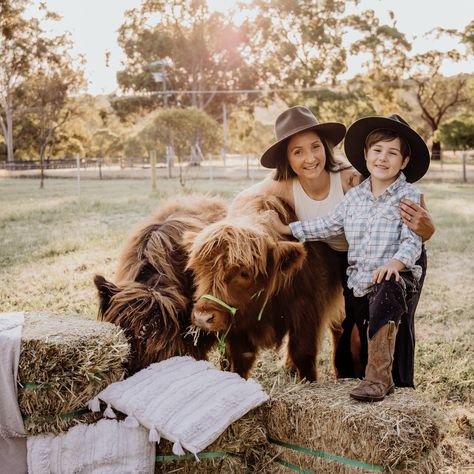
left=186, top=193, right=344, bottom=381
left=94, top=194, right=227, bottom=374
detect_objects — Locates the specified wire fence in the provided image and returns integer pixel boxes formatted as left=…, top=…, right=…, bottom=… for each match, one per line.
left=1, top=151, right=473, bottom=183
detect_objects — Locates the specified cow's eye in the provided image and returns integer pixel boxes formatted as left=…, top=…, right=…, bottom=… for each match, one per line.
left=240, top=271, right=250, bottom=279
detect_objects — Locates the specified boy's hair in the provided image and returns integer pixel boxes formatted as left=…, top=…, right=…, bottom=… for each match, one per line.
left=365, top=129, right=411, bottom=158
left=274, top=134, right=349, bottom=181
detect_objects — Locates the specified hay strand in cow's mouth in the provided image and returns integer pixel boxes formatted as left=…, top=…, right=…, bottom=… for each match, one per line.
left=17, top=312, right=129, bottom=435
left=183, top=324, right=202, bottom=347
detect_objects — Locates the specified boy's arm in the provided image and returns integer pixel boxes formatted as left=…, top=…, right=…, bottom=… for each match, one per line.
left=289, top=199, right=346, bottom=242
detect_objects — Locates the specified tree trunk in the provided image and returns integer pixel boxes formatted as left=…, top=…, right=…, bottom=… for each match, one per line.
left=39, top=143, right=47, bottom=189
left=6, top=105, right=14, bottom=163
left=431, top=141, right=441, bottom=161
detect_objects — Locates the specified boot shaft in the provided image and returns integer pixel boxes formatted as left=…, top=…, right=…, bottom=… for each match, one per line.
left=365, top=321, right=398, bottom=387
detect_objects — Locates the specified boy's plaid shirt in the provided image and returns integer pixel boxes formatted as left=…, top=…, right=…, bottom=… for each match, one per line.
left=289, top=173, right=423, bottom=296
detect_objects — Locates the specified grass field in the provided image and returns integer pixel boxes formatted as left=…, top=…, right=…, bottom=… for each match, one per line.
left=1, top=176, right=473, bottom=472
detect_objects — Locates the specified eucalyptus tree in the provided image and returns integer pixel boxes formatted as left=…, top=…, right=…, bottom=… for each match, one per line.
left=407, top=50, right=470, bottom=159
left=139, top=107, right=221, bottom=186
left=0, top=0, right=38, bottom=162
left=246, top=0, right=348, bottom=101
left=114, top=0, right=257, bottom=120
left=0, top=1, right=85, bottom=164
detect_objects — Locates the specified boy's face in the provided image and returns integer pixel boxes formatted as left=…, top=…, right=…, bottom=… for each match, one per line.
left=364, top=137, right=409, bottom=185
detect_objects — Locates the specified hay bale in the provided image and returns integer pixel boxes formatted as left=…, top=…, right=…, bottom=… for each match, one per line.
left=154, top=404, right=273, bottom=473
left=260, top=378, right=446, bottom=474
left=18, top=312, right=129, bottom=435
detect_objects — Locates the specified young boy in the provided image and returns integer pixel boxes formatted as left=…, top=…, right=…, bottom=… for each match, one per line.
left=267, top=114, right=430, bottom=402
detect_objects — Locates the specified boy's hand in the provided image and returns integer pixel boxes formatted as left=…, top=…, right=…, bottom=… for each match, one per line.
left=372, top=259, right=405, bottom=284
left=262, top=210, right=292, bottom=235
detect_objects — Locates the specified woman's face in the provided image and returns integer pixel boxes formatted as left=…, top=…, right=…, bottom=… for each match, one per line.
left=287, top=130, right=326, bottom=180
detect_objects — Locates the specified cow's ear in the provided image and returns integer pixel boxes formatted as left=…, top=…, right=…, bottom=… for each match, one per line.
left=272, top=241, right=307, bottom=278
left=93, top=274, right=120, bottom=318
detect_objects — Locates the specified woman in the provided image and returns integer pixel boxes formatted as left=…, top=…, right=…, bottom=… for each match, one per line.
left=231, top=105, right=434, bottom=387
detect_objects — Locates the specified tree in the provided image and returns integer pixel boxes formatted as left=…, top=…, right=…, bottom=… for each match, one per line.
left=0, top=1, right=79, bottom=163
left=114, top=0, right=257, bottom=119
left=407, top=50, right=470, bottom=159
left=461, top=20, right=474, bottom=55
left=247, top=0, right=348, bottom=99
left=0, top=0, right=37, bottom=162
left=139, top=107, right=221, bottom=186
left=306, top=86, right=376, bottom=128
left=345, top=9, right=412, bottom=114
left=227, top=111, right=273, bottom=155
left=439, top=114, right=474, bottom=151
left=19, top=37, right=86, bottom=187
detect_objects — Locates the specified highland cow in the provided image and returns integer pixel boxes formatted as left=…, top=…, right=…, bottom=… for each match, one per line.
left=186, top=193, right=344, bottom=381
left=94, top=194, right=227, bottom=374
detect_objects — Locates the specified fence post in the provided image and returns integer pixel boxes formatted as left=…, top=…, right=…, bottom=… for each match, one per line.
left=98, top=157, right=103, bottom=180
left=209, top=154, right=213, bottom=183
left=166, top=145, right=173, bottom=179
left=462, top=152, right=467, bottom=183
left=246, top=155, right=250, bottom=179
left=76, top=153, right=81, bottom=208
left=150, top=150, right=157, bottom=192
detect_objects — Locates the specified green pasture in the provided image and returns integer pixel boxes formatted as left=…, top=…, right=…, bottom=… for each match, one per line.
left=1, top=176, right=473, bottom=469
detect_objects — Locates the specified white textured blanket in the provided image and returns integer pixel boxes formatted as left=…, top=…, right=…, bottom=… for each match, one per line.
left=0, top=312, right=27, bottom=474
left=88, top=356, right=269, bottom=455
left=27, top=418, right=155, bottom=474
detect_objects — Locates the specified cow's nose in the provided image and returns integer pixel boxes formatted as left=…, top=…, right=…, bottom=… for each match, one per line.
left=206, top=314, right=215, bottom=324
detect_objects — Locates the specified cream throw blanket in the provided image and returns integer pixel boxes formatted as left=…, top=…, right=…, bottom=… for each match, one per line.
left=27, top=419, right=155, bottom=474
left=88, top=356, right=269, bottom=456
left=0, top=312, right=27, bottom=474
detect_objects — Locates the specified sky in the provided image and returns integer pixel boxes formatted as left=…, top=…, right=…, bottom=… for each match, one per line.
left=28, top=0, right=473, bottom=95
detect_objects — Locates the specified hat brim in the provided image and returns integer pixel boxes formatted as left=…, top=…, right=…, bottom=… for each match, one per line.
left=344, top=117, right=430, bottom=183
left=260, top=122, right=346, bottom=169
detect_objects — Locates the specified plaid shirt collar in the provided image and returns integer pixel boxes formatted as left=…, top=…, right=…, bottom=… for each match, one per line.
left=359, top=172, right=408, bottom=199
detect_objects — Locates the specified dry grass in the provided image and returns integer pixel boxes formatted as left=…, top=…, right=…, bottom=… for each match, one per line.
left=251, top=352, right=445, bottom=473
left=1, top=177, right=473, bottom=472
left=18, top=311, right=129, bottom=435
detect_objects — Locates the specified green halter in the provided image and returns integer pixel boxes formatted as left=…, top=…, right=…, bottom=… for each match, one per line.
left=199, top=294, right=238, bottom=316
left=198, top=290, right=268, bottom=356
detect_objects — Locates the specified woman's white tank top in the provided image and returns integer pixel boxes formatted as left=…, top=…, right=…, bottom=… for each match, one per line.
left=292, top=172, right=349, bottom=252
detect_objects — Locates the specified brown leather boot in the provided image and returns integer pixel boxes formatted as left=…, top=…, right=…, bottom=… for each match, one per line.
left=350, top=321, right=398, bottom=402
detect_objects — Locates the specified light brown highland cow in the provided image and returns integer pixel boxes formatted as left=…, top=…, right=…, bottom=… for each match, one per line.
left=186, top=193, right=344, bottom=382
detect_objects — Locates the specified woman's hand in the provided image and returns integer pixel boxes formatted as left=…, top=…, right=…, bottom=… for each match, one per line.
left=400, top=194, right=435, bottom=242
left=262, top=210, right=292, bottom=235
left=372, top=259, right=405, bottom=284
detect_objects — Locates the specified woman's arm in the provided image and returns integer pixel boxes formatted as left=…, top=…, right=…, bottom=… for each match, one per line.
left=229, top=173, right=293, bottom=216
left=400, top=194, right=435, bottom=242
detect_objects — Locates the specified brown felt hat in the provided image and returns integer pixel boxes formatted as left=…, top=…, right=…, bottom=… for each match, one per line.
left=260, top=106, right=346, bottom=169
left=344, top=114, right=430, bottom=183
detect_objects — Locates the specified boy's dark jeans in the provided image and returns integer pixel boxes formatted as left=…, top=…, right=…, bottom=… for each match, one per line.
left=335, top=247, right=427, bottom=388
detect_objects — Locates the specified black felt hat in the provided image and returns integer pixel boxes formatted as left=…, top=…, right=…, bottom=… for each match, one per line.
left=344, top=114, right=430, bottom=183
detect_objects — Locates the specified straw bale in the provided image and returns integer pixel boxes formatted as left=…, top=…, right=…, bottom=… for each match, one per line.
left=154, top=407, right=274, bottom=473
left=17, top=312, right=129, bottom=435
left=259, top=377, right=446, bottom=473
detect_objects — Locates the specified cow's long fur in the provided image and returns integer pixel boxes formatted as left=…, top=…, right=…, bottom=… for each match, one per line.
left=187, top=193, right=344, bottom=381
left=94, top=194, right=227, bottom=374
